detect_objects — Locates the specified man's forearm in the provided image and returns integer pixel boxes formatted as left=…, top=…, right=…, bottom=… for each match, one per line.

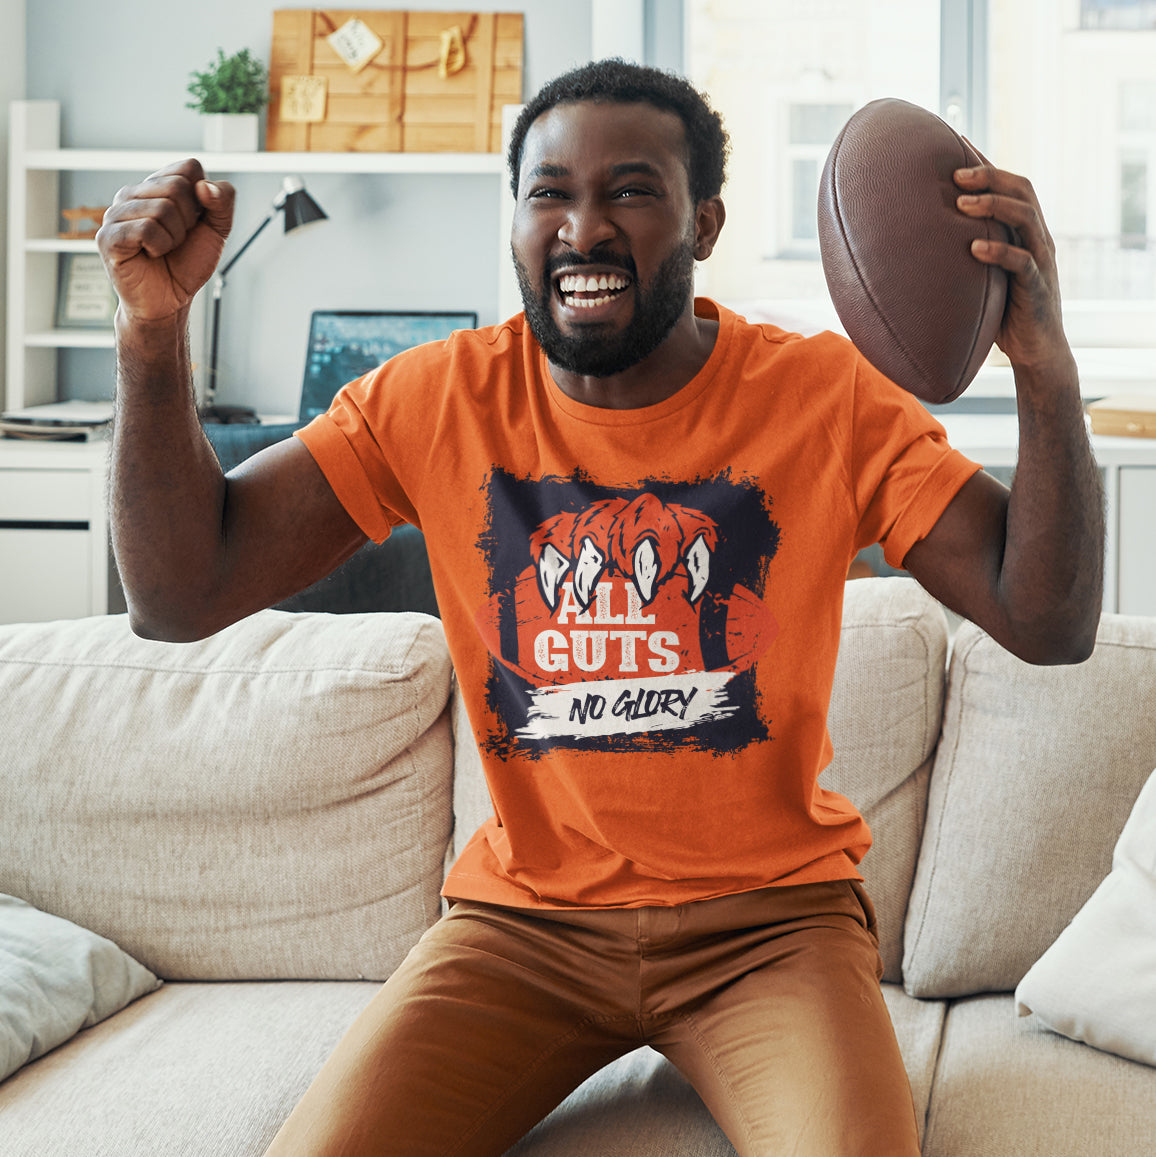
left=110, top=309, right=229, bottom=638
left=1000, top=354, right=1105, bottom=662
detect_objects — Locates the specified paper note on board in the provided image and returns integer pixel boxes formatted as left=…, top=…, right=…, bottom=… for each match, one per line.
left=281, top=75, right=328, bottom=122
left=327, top=18, right=384, bottom=73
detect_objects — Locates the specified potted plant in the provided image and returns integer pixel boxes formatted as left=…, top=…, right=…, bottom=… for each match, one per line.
left=187, top=48, right=269, bottom=152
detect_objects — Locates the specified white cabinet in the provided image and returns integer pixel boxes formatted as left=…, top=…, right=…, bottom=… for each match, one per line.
left=938, top=413, right=1156, bottom=616
left=1118, top=467, right=1156, bottom=616
left=0, top=439, right=117, bottom=623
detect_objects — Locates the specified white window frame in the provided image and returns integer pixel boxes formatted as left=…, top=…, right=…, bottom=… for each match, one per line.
left=684, top=0, right=1156, bottom=371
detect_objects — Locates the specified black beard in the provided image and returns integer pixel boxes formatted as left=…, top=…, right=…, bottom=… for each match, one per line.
left=514, top=238, right=696, bottom=379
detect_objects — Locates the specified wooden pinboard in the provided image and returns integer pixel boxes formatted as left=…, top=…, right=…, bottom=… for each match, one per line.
left=267, top=10, right=523, bottom=152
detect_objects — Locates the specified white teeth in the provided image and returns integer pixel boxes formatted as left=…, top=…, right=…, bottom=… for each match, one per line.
left=567, top=295, right=614, bottom=308
left=557, top=272, right=629, bottom=295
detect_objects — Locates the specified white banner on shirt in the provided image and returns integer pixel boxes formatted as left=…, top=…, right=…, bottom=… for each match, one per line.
left=516, top=670, right=737, bottom=742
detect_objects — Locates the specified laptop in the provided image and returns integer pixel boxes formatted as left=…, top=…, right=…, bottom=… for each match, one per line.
left=298, top=310, right=478, bottom=422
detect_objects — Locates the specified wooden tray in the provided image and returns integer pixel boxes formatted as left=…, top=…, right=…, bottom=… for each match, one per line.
left=267, top=9, right=523, bottom=153
left=1088, top=394, right=1156, bottom=439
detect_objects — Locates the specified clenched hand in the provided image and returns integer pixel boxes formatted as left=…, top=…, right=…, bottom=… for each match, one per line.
left=96, top=159, right=235, bottom=324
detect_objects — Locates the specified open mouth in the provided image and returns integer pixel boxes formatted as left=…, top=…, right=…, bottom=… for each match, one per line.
left=555, top=271, right=632, bottom=310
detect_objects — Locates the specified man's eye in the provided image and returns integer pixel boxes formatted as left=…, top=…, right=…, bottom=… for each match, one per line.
left=614, top=187, right=653, bottom=199
left=528, top=187, right=565, bottom=200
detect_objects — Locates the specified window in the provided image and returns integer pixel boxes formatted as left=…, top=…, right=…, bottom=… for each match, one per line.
left=1080, top=0, right=1156, bottom=30
left=1120, top=81, right=1156, bottom=263
left=688, top=0, right=1156, bottom=353
left=1121, top=159, right=1148, bottom=246
left=988, top=0, right=1156, bottom=329
left=687, top=0, right=940, bottom=307
left=787, top=103, right=853, bottom=249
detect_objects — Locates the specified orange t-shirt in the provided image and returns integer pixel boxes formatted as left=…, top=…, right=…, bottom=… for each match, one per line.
left=296, top=300, right=980, bottom=910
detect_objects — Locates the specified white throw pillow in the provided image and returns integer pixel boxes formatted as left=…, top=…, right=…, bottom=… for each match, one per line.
left=0, top=894, right=161, bottom=1082
left=1015, top=767, right=1156, bottom=1067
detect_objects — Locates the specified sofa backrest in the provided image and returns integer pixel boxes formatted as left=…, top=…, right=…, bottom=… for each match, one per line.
left=821, top=577, right=948, bottom=980
left=451, top=577, right=950, bottom=983
left=903, top=611, right=1156, bottom=998
left=0, top=610, right=454, bottom=982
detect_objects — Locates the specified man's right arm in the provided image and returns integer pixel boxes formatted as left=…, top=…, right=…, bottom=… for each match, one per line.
left=98, top=160, right=367, bottom=642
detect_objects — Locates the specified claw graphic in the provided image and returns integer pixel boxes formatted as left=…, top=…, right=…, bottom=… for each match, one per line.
left=573, top=537, right=606, bottom=608
left=684, top=534, right=711, bottom=604
left=526, top=494, right=721, bottom=613
left=529, top=513, right=576, bottom=610
left=536, top=543, right=570, bottom=610
left=670, top=507, right=717, bottom=605
left=569, top=499, right=626, bottom=609
left=632, top=539, right=660, bottom=603
left=612, top=494, right=682, bottom=606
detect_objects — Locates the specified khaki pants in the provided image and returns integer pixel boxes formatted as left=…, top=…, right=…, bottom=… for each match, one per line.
left=265, top=880, right=920, bottom=1157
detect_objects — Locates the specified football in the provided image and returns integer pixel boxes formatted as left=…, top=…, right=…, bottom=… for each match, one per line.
left=817, top=98, right=1010, bottom=404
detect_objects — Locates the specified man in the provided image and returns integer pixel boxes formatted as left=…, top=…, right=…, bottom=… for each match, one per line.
left=98, top=60, right=1102, bottom=1157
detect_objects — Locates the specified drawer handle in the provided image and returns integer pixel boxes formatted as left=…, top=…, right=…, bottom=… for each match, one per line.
left=0, top=520, right=89, bottom=531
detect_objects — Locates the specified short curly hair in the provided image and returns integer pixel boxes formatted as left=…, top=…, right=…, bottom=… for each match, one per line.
left=507, top=58, right=730, bottom=205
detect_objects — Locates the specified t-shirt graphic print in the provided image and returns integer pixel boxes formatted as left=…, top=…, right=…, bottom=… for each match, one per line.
left=475, top=467, right=780, bottom=759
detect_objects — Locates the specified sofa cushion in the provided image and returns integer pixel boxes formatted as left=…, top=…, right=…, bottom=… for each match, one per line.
left=820, top=578, right=948, bottom=981
left=0, top=980, right=942, bottom=1156
left=903, top=612, right=1156, bottom=998
left=0, top=611, right=454, bottom=981
left=0, top=895, right=161, bottom=1082
left=922, top=994, right=1156, bottom=1157
left=0, top=980, right=379, bottom=1154
left=1014, top=766, right=1156, bottom=1066
left=507, top=1047, right=737, bottom=1157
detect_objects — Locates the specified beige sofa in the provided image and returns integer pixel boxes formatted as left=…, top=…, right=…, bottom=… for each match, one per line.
left=1, top=577, right=1154, bottom=1156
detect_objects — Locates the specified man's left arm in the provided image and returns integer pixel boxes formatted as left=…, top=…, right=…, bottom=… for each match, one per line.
left=903, top=164, right=1105, bottom=666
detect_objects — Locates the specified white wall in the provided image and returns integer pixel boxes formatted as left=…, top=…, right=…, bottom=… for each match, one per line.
left=23, top=0, right=600, bottom=415
left=0, top=0, right=27, bottom=408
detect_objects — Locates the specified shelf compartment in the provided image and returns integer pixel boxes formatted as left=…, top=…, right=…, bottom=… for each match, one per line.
left=26, top=238, right=100, bottom=254
left=25, top=329, right=116, bottom=349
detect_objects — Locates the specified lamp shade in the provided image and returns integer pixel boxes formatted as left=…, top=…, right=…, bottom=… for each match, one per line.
left=280, top=176, right=328, bottom=232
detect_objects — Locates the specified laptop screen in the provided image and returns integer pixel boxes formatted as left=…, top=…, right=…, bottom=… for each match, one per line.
left=299, top=309, right=478, bottom=422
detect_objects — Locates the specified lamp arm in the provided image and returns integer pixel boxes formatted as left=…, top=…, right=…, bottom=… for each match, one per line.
left=217, top=207, right=277, bottom=281
left=206, top=275, right=225, bottom=405
left=204, top=205, right=278, bottom=406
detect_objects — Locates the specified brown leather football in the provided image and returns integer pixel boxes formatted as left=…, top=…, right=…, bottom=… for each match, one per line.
left=817, top=98, right=1010, bottom=404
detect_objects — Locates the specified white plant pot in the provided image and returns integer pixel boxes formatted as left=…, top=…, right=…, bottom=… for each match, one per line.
left=202, top=113, right=260, bottom=152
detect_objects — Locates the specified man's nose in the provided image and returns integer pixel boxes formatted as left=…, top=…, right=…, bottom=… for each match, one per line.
left=557, top=199, right=617, bottom=252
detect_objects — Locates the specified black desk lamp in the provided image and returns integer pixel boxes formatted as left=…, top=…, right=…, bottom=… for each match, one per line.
left=199, top=175, right=328, bottom=424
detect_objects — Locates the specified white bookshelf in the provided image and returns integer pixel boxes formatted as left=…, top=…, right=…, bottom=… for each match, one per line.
left=6, top=99, right=507, bottom=412
left=2, top=99, right=509, bottom=623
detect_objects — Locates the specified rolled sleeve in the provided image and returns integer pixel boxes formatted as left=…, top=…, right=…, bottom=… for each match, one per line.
left=294, top=415, right=398, bottom=544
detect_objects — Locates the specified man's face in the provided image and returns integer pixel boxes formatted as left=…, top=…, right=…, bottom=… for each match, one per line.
left=511, top=101, right=701, bottom=378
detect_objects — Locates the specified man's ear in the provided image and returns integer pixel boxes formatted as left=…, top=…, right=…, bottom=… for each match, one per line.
left=693, top=197, right=726, bottom=261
